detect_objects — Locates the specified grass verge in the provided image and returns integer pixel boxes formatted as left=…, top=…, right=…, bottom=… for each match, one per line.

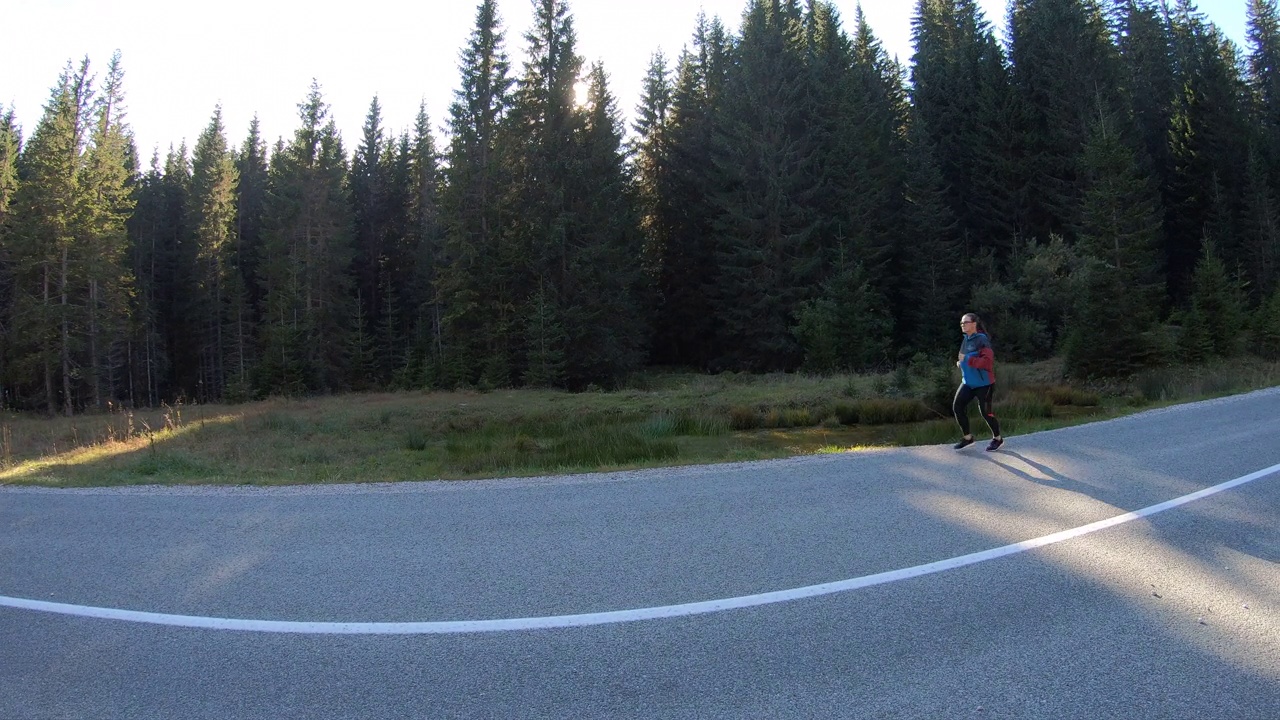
left=1, top=357, right=1275, bottom=487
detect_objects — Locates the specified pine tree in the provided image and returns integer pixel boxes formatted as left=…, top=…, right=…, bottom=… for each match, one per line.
left=562, top=62, right=647, bottom=386
left=1252, top=281, right=1280, bottom=358
left=632, top=50, right=673, bottom=350
left=900, top=117, right=962, bottom=354
left=1248, top=0, right=1280, bottom=182
left=401, top=104, right=444, bottom=387
left=125, top=151, right=169, bottom=406
left=255, top=81, right=354, bottom=395
left=349, top=95, right=388, bottom=383
left=0, top=107, right=21, bottom=409
left=911, top=0, right=1020, bottom=260
left=646, top=14, right=730, bottom=368
left=438, top=0, right=514, bottom=387
left=792, top=262, right=892, bottom=373
left=235, top=116, right=269, bottom=327
left=710, top=0, right=819, bottom=371
left=1241, top=143, right=1280, bottom=298
left=79, top=51, right=137, bottom=409
left=0, top=106, right=17, bottom=225
left=504, top=0, right=586, bottom=385
left=185, top=106, right=239, bottom=401
left=1009, top=0, right=1126, bottom=243
left=1180, top=240, right=1249, bottom=360
left=1064, top=105, right=1167, bottom=377
left=1164, top=1, right=1252, bottom=304
left=6, top=59, right=95, bottom=414
left=1076, top=111, right=1164, bottom=311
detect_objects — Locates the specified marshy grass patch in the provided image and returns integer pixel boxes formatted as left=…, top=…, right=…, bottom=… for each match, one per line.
left=0, top=358, right=1274, bottom=487
left=833, top=398, right=936, bottom=425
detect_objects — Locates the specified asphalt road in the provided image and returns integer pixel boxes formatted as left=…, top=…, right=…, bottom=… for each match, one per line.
left=2, top=389, right=1278, bottom=719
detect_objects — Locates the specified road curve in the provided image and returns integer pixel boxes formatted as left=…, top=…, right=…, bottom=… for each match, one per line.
left=2, top=388, right=1278, bottom=719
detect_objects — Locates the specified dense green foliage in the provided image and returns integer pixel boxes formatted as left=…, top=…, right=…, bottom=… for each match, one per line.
left=3, top=0, right=1279, bottom=414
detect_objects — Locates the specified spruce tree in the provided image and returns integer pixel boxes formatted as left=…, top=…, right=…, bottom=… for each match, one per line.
left=0, top=106, right=17, bottom=225
left=79, top=51, right=137, bottom=409
left=646, top=14, right=730, bottom=368
left=1164, top=2, right=1251, bottom=304
left=0, top=107, right=21, bottom=409
left=235, top=117, right=269, bottom=329
left=1009, top=0, right=1126, bottom=243
left=501, top=2, right=643, bottom=387
left=185, top=106, right=239, bottom=401
left=1076, top=111, right=1164, bottom=311
left=845, top=7, right=913, bottom=350
left=160, top=140, right=201, bottom=399
left=1115, top=0, right=1177, bottom=183
left=792, top=262, right=892, bottom=373
left=5, top=55, right=135, bottom=413
left=403, top=104, right=444, bottom=387
left=710, top=0, right=818, bottom=371
left=349, top=95, right=388, bottom=381
left=1252, top=281, right=1280, bottom=358
left=438, top=0, right=514, bottom=387
left=256, top=82, right=354, bottom=394
left=125, top=151, right=172, bottom=406
left=632, top=50, right=673, bottom=351
left=1241, top=143, right=1280, bottom=298
left=150, top=144, right=192, bottom=403
left=1245, top=0, right=1280, bottom=297
left=504, top=0, right=586, bottom=385
left=900, top=117, right=962, bottom=355
left=563, top=62, right=647, bottom=386
left=911, top=0, right=1020, bottom=262
left=1065, top=105, right=1167, bottom=377
left=1180, top=240, right=1249, bottom=360
left=6, top=59, right=95, bottom=414
left=1248, top=0, right=1280, bottom=183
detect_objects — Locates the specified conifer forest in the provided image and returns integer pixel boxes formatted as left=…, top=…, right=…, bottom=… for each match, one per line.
left=3, top=0, right=1280, bottom=416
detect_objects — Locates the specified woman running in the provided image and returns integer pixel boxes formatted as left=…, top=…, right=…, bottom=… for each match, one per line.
left=953, top=312, right=1003, bottom=451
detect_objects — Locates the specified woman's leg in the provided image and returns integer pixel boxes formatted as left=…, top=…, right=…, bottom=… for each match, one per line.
left=952, top=383, right=974, bottom=437
left=974, top=384, right=1001, bottom=438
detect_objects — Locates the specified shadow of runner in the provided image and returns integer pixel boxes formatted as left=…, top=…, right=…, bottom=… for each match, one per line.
left=981, top=450, right=1100, bottom=497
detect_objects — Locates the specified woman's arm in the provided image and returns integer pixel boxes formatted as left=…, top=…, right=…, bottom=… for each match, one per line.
left=967, top=347, right=995, bottom=371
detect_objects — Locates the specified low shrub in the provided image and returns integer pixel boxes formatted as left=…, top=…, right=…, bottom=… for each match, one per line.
left=729, top=406, right=760, bottom=430
left=402, top=427, right=429, bottom=451
left=1043, top=385, right=1100, bottom=406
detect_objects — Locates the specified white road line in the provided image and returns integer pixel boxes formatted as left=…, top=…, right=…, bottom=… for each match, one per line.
left=4, top=462, right=1278, bottom=635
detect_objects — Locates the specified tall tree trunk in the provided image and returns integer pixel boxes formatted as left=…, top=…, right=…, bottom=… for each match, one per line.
left=89, top=278, right=101, bottom=409
left=44, top=264, right=54, bottom=416
left=61, top=244, right=72, bottom=417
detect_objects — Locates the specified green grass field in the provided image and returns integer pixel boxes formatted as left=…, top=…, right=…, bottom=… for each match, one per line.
left=2, top=357, right=1276, bottom=487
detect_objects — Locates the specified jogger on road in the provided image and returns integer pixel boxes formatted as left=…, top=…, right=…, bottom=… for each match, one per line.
left=953, top=313, right=1004, bottom=452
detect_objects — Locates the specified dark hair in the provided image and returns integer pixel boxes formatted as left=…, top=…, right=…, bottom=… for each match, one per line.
left=962, top=312, right=990, bottom=338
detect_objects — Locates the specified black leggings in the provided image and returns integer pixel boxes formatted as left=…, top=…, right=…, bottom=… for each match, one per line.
left=953, top=383, right=1000, bottom=438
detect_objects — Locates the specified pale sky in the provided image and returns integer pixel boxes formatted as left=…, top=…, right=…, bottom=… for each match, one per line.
left=1, top=0, right=1249, bottom=160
